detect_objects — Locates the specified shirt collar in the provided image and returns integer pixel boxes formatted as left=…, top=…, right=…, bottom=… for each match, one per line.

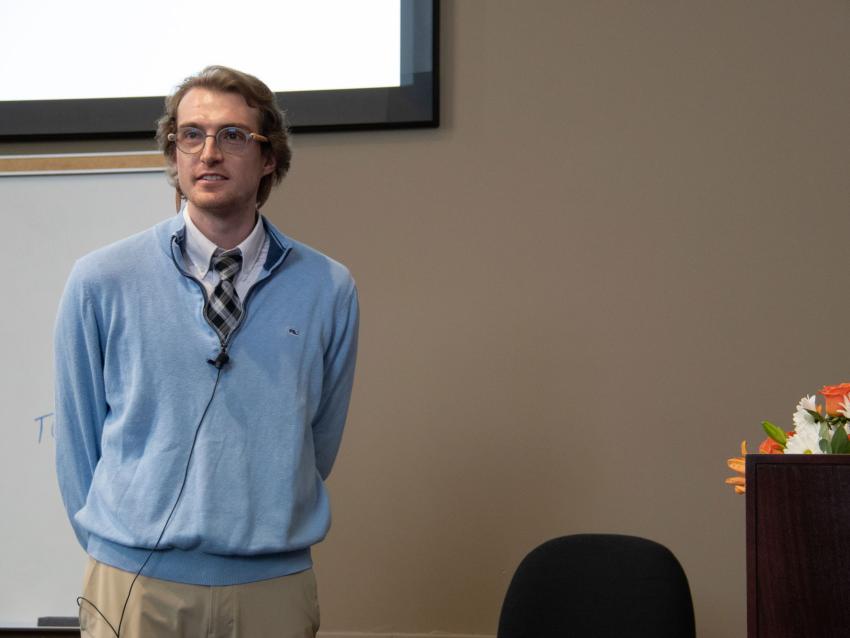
left=182, top=207, right=266, bottom=277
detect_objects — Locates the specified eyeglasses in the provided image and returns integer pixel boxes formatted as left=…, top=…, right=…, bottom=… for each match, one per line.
left=168, top=126, right=269, bottom=155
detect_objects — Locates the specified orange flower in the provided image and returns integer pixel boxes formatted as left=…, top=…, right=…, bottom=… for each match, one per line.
left=726, top=433, right=793, bottom=495
left=819, top=383, right=850, bottom=416
left=726, top=441, right=747, bottom=494
left=758, top=436, right=786, bottom=454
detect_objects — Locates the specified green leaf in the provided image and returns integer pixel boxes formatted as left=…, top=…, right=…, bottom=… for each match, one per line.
left=806, top=409, right=825, bottom=423
left=829, top=415, right=850, bottom=431
left=761, top=421, right=787, bottom=447
left=820, top=438, right=831, bottom=453
left=832, top=427, right=850, bottom=454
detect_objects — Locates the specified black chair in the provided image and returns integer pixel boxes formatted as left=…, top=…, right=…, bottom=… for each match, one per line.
left=497, top=534, right=696, bottom=638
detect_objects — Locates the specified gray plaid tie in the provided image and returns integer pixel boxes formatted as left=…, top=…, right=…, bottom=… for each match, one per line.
left=205, top=249, right=244, bottom=344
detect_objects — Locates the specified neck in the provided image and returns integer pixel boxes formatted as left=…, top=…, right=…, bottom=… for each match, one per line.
left=187, top=203, right=257, bottom=250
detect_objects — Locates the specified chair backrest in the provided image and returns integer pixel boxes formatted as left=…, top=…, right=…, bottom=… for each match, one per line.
left=497, top=534, right=695, bottom=638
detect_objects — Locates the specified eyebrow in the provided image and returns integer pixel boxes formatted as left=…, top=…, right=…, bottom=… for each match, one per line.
left=177, top=121, right=257, bottom=131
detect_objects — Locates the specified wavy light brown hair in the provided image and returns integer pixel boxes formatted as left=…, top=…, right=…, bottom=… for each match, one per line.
left=156, top=65, right=292, bottom=208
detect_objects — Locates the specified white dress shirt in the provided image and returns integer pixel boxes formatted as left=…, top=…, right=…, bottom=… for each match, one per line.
left=181, top=207, right=269, bottom=300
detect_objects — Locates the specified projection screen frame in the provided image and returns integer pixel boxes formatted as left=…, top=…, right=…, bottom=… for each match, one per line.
left=0, top=0, right=439, bottom=140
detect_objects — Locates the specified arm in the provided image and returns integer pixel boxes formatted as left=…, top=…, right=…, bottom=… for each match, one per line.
left=312, top=280, right=360, bottom=480
left=53, top=264, right=108, bottom=549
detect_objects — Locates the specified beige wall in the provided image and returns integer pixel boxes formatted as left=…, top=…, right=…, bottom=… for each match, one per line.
left=0, top=0, right=836, bottom=638
left=4, top=1, right=843, bottom=635
left=260, top=2, right=850, bottom=637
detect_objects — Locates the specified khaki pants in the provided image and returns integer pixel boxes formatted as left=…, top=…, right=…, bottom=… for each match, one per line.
left=79, top=559, right=320, bottom=638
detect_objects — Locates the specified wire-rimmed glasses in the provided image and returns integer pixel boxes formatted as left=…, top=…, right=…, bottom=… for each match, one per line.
left=168, top=126, right=269, bottom=155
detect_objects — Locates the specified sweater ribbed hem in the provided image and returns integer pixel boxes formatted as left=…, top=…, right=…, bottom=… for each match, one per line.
left=88, top=535, right=312, bottom=586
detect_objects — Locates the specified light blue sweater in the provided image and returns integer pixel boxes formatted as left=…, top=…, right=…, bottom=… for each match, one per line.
left=54, top=214, right=358, bottom=586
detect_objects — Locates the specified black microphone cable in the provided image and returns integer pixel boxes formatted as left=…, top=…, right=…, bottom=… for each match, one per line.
left=76, top=352, right=227, bottom=636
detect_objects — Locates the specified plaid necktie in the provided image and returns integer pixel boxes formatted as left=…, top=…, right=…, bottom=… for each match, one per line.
left=205, top=249, right=244, bottom=344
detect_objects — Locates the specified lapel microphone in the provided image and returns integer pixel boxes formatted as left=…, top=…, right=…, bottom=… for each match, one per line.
left=207, top=348, right=230, bottom=369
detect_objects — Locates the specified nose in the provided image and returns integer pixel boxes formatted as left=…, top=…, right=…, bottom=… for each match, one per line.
left=199, top=133, right=223, bottom=164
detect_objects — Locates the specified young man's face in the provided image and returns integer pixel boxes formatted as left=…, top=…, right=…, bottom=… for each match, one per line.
left=174, top=87, right=276, bottom=220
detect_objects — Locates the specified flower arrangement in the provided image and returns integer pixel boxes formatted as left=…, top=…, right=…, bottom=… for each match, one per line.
left=726, top=383, right=850, bottom=494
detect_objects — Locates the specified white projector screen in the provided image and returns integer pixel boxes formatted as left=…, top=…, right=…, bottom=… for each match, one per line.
left=0, top=0, right=438, bottom=137
left=1, top=1, right=401, bottom=100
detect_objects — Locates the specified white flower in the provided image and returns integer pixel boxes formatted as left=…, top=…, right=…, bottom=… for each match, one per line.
left=839, top=395, right=850, bottom=418
left=793, top=395, right=819, bottom=431
left=785, top=420, right=824, bottom=454
left=787, top=395, right=825, bottom=454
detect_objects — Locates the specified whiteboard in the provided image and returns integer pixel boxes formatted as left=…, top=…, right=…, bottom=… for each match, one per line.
left=1, top=171, right=173, bottom=626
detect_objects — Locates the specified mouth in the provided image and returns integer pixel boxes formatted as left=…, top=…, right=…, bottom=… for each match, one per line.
left=196, top=174, right=227, bottom=182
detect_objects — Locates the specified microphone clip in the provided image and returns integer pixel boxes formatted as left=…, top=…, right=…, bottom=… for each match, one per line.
left=207, top=349, right=230, bottom=369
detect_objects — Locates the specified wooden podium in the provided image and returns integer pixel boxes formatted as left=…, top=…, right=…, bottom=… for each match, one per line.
left=747, top=454, right=850, bottom=638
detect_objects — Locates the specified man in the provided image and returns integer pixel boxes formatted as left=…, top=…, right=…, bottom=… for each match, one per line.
left=54, top=66, right=359, bottom=637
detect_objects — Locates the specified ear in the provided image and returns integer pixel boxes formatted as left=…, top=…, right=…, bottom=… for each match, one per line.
left=262, top=152, right=276, bottom=177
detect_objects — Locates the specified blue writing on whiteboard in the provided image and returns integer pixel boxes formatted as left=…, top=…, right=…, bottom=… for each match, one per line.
left=34, top=413, right=55, bottom=443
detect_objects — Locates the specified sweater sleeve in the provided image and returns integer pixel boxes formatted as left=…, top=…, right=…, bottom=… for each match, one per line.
left=312, top=280, right=359, bottom=480
left=53, top=264, right=107, bottom=550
